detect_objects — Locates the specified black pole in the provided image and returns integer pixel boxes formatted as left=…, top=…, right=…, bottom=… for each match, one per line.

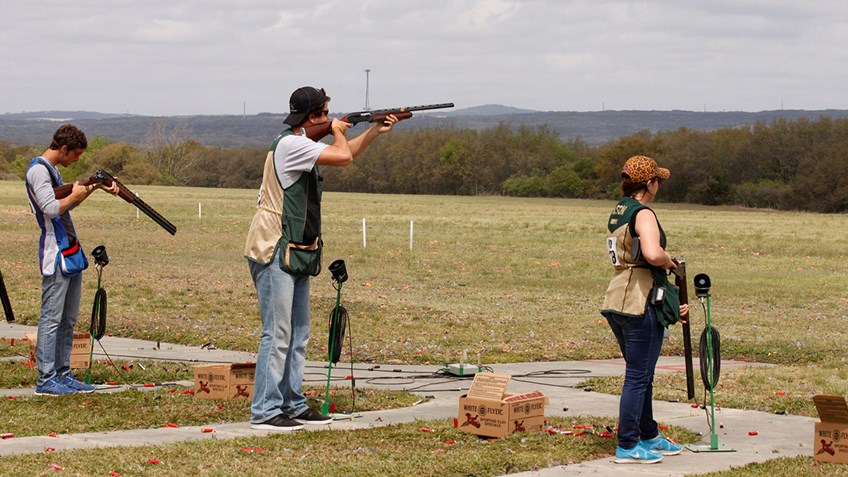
left=0, top=270, right=14, bottom=323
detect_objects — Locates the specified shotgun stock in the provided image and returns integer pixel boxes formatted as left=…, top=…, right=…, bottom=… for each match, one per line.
left=672, top=258, right=695, bottom=400
left=0, top=269, right=14, bottom=323
left=54, top=170, right=177, bottom=235
left=304, top=102, right=454, bottom=141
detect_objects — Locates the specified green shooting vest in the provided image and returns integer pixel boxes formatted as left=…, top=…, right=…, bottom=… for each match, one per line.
left=601, top=196, right=666, bottom=318
left=244, top=130, right=324, bottom=276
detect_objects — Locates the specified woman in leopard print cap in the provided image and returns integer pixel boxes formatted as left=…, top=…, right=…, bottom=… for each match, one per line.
left=601, top=155, right=689, bottom=464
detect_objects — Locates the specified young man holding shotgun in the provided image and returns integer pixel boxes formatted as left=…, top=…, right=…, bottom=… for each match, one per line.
left=244, top=87, right=397, bottom=431
left=24, top=124, right=118, bottom=396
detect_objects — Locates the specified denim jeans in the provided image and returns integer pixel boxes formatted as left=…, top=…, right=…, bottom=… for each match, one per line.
left=248, top=248, right=312, bottom=423
left=36, top=272, right=82, bottom=387
left=605, top=303, right=664, bottom=449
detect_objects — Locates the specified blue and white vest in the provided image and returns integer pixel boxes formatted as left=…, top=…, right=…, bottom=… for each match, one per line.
left=25, top=158, right=88, bottom=277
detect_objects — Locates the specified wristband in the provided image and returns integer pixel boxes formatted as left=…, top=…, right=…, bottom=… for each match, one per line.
left=333, top=125, right=345, bottom=134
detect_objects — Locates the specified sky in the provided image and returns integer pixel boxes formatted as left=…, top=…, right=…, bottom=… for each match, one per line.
left=1, top=0, right=847, bottom=116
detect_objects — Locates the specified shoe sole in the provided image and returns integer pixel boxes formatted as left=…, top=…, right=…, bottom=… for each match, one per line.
left=250, top=423, right=304, bottom=432
left=34, top=391, right=76, bottom=396
left=659, top=448, right=683, bottom=456
left=614, top=457, right=663, bottom=464
left=294, top=418, right=333, bottom=425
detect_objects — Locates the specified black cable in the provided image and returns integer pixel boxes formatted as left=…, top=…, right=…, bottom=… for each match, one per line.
left=328, top=305, right=347, bottom=365
left=90, top=288, right=107, bottom=340
left=89, top=265, right=107, bottom=340
left=699, top=327, right=721, bottom=391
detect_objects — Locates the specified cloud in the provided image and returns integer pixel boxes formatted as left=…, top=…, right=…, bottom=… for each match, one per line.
left=1, top=0, right=847, bottom=115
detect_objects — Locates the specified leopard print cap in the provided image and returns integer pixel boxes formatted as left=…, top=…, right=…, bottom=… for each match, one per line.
left=621, top=155, right=670, bottom=183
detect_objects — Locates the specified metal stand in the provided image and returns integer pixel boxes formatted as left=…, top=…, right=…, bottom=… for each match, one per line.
left=321, top=281, right=343, bottom=417
left=686, top=292, right=735, bottom=453
left=321, top=259, right=356, bottom=420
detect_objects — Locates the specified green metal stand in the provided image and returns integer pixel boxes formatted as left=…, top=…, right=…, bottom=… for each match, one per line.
left=686, top=295, right=735, bottom=453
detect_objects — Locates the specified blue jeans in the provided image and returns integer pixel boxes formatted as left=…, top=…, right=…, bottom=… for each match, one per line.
left=605, top=303, right=664, bottom=449
left=248, top=248, right=312, bottom=423
left=36, top=272, right=82, bottom=387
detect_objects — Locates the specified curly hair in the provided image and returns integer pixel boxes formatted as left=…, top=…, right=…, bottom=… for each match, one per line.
left=49, top=124, right=88, bottom=151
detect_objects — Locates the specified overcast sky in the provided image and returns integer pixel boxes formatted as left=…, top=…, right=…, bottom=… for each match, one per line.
left=2, top=0, right=846, bottom=116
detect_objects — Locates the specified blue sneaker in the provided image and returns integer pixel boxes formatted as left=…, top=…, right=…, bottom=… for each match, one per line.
left=614, top=444, right=663, bottom=464
left=60, top=374, right=96, bottom=393
left=35, top=377, right=77, bottom=396
left=641, top=434, right=683, bottom=456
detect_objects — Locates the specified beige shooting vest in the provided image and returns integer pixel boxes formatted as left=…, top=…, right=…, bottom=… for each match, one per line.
left=244, top=142, right=286, bottom=264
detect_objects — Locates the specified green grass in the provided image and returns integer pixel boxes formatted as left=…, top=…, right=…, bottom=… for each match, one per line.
left=2, top=181, right=847, bottom=474
left=691, top=455, right=848, bottom=477
left=0, top=359, right=194, bottom=389
left=0, top=416, right=697, bottom=477
left=0, top=382, right=417, bottom=437
left=3, top=183, right=846, bottom=370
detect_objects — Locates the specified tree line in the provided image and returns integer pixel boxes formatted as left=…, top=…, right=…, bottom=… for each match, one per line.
left=1, top=115, right=846, bottom=212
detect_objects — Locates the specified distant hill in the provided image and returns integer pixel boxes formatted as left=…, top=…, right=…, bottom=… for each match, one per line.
left=3, top=107, right=848, bottom=148
left=450, top=104, right=537, bottom=116
left=1, top=111, right=137, bottom=121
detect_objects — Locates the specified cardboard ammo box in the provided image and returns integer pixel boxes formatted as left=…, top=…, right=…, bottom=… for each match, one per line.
left=26, top=332, right=91, bottom=369
left=813, top=395, right=848, bottom=464
left=193, top=363, right=255, bottom=400
left=457, top=373, right=547, bottom=438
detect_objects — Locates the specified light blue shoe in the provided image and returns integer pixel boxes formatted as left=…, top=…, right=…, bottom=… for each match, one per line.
left=614, top=444, right=663, bottom=464
left=641, top=434, right=683, bottom=456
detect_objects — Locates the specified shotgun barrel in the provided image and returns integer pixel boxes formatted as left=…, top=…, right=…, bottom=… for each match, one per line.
left=672, top=259, right=695, bottom=400
left=53, top=170, right=177, bottom=235
left=304, top=102, right=454, bottom=141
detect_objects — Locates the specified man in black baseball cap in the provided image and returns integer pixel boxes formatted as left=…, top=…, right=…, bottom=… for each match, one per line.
left=245, top=87, right=398, bottom=432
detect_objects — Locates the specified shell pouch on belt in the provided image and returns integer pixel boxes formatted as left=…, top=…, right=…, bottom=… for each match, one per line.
left=650, top=268, right=680, bottom=327
left=283, top=237, right=323, bottom=276
left=59, top=237, right=88, bottom=277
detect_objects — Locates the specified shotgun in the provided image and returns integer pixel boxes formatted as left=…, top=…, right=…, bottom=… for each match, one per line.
left=53, top=170, right=177, bottom=235
left=671, top=258, right=695, bottom=400
left=304, top=103, right=454, bottom=141
left=0, top=269, right=13, bottom=323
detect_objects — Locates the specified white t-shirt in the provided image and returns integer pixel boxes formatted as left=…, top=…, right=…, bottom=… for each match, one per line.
left=274, top=133, right=329, bottom=189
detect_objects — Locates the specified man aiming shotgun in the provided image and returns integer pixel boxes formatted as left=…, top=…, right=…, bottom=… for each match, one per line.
left=244, top=86, right=401, bottom=432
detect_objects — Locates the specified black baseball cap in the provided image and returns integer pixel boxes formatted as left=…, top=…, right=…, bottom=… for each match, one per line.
left=283, top=87, right=329, bottom=126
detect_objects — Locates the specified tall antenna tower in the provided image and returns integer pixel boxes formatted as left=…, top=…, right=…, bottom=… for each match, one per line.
left=364, top=69, right=371, bottom=109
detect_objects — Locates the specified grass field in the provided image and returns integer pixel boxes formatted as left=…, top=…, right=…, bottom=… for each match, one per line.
left=2, top=180, right=847, bottom=475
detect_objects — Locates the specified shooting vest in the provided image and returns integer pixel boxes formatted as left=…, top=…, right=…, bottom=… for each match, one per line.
left=601, top=196, right=666, bottom=318
left=25, top=158, right=89, bottom=277
left=244, top=130, right=324, bottom=276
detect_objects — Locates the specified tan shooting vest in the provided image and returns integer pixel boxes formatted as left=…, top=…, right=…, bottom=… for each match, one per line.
left=244, top=141, right=286, bottom=264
